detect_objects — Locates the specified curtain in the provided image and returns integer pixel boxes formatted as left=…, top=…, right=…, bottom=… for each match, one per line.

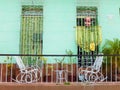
left=20, top=6, right=43, bottom=65
left=76, top=26, right=102, bottom=52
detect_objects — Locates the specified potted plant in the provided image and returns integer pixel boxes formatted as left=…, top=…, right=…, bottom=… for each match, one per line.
left=66, top=50, right=75, bottom=64
left=102, top=38, right=120, bottom=80
left=66, top=49, right=76, bottom=81
left=102, top=38, right=120, bottom=55
left=3, top=56, right=16, bottom=82
left=54, top=57, right=65, bottom=70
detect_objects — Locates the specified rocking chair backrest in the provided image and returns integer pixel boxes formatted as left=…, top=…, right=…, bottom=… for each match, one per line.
left=14, top=56, right=26, bottom=70
left=93, top=53, right=103, bottom=71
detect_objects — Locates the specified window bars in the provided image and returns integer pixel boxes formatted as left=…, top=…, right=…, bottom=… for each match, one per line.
left=76, top=7, right=102, bottom=67
left=20, top=5, right=43, bottom=66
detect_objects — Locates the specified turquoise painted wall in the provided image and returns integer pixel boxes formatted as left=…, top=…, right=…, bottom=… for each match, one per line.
left=43, top=0, right=76, bottom=63
left=0, top=0, right=21, bottom=54
left=99, top=0, right=120, bottom=42
left=0, top=0, right=120, bottom=63
left=43, top=0, right=76, bottom=55
left=99, top=0, right=120, bottom=50
left=0, top=0, right=21, bottom=63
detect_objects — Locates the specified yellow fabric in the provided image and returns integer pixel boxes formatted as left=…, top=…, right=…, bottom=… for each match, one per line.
left=90, top=42, right=95, bottom=51
left=76, top=26, right=102, bottom=52
left=21, top=16, right=43, bottom=55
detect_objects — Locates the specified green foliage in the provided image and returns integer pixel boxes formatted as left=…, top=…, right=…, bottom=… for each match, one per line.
left=54, top=57, right=65, bottom=69
left=66, top=49, right=73, bottom=55
left=66, top=49, right=76, bottom=64
left=102, top=38, right=120, bottom=73
left=23, top=56, right=45, bottom=68
left=102, top=38, right=120, bottom=54
left=102, top=38, right=120, bottom=63
left=64, top=82, right=70, bottom=85
left=54, top=57, right=65, bottom=64
left=3, top=56, right=12, bottom=63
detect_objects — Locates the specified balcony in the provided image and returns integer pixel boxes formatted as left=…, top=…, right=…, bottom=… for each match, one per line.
left=0, top=54, right=120, bottom=90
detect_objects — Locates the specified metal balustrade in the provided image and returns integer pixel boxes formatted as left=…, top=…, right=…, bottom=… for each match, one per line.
left=0, top=54, right=120, bottom=84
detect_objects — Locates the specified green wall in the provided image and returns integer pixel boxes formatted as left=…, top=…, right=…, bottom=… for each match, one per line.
left=99, top=0, right=120, bottom=40
left=43, top=0, right=76, bottom=55
left=0, top=0, right=120, bottom=63
left=99, top=0, right=120, bottom=50
left=0, top=0, right=21, bottom=54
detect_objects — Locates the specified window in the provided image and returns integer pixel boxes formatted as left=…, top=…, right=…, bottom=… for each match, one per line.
left=76, top=7, right=102, bottom=67
left=77, top=7, right=98, bottom=26
left=20, top=5, right=43, bottom=65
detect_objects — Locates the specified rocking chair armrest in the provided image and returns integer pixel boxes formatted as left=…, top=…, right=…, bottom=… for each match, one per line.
left=78, top=66, right=87, bottom=74
left=32, top=65, right=41, bottom=69
left=78, top=66, right=94, bottom=74
left=31, top=66, right=42, bottom=72
left=21, top=67, right=37, bottom=72
left=25, top=66, right=34, bottom=70
left=78, top=66, right=84, bottom=71
left=20, top=68, right=29, bottom=73
left=85, top=66, right=94, bottom=70
left=78, top=66, right=93, bottom=71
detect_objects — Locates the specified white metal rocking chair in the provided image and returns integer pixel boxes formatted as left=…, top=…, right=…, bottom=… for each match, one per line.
left=78, top=53, right=107, bottom=83
left=13, top=56, right=42, bottom=83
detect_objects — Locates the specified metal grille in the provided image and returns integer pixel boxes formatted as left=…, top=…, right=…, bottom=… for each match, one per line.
left=20, top=5, right=43, bottom=66
left=76, top=7, right=100, bottom=67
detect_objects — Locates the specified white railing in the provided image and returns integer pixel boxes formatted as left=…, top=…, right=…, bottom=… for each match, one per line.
left=0, top=54, right=120, bottom=84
